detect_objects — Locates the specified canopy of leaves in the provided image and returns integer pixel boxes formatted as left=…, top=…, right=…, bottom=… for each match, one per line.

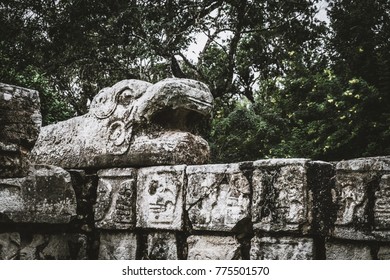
left=1, top=0, right=389, bottom=160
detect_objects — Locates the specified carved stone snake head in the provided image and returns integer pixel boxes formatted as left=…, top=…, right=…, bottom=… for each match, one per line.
left=31, top=78, right=214, bottom=168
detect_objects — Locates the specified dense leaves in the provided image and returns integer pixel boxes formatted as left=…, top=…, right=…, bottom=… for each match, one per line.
left=1, top=0, right=389, bottom=160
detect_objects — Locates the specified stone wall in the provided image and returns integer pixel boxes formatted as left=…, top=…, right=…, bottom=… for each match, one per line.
left=1, top=82, right=390, bottom=260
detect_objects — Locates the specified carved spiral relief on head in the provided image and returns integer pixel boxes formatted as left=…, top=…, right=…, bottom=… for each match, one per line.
left=108, top=121, right=126, bottom=146
left=90, top=87, right=118, bottom=119
left=89, top=80, right=150, bottom=119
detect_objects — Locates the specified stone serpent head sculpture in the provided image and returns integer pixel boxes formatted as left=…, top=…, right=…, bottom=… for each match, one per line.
left=30, top=78, right=214, bottom=168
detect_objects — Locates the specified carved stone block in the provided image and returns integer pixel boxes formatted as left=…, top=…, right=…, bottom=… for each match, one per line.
left=136, top=165, right=185, bottom=230
left=187, top=235, right=241, bottom=260
left=98, top=231, right=137, bottom=260
left=334, top=172, right=372, bottom=227
left=250, top=236, right=314, bottom=260
left=186, top=164, right=251, bottom=231
left=333, top=157, right=390, bottom=240
left=94, top=168, right=137, bottom=230
left=15, top=233, right=87, bottom=260
left=252, top=159, right=334, bottom=234
left=146, top=232, right=178, bottom=260
left=0, top=165, right=77, bottom=223
left=31, top=78, right=213, bottom=169
left=325, top=241, right=372, bottom=260
left=374, top=175, right=390, bottom=230
left=0, top=232, right=20, bottom=260
left=0, top=83, right=41, bottom=177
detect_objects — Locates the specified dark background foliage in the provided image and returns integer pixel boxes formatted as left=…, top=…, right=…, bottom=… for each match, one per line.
left=1, top=0, right=389, bottom=162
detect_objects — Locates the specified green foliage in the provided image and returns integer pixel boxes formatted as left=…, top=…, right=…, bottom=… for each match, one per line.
left=268, top=69, right=390, bottom=160
left=209, top=102, right=287, bottom=163
left=1, top=0, right=389, bottom=161
left=1, top=0, right=223, bottom=114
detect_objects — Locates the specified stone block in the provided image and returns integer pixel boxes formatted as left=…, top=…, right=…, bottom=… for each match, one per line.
left=136, top=165, right=185, bottom=230
left=20, top=233, right=87, bottom=260
left=377, top=245, right=390, bottom=260
left=333, top=157, right=390, bottom=240
left=333, top=172, right=372, bottom=228
left=251, top=159, right=334, bottom=234
left=250, top=236, right=314, bottom=260
left=186, top=164, right=251, bottom=231
left=146, top=232, right=178, bottom=260
left=187, top=235, right=241, bottom=260
left=336, top=156, right=390, bottom=171
left=0, top=232, right=20, bottom=260
left=98, top=231, right=137, bottom=260
left=325, top=241, right=372, bottom=260
left=374, top=175, right=390, bottom=230
left=0, top=83, right=41, bottom=177
left=0, top=233, right=87, bottom=260
left=0, top=165, right=77, bottom=224
left=94, top=168, right=137, bottom=230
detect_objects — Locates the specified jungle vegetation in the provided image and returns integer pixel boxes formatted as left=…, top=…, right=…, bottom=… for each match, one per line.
left=1, top=0, right=389, bottom=162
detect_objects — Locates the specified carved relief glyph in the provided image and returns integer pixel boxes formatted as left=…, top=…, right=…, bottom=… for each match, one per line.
left=186, top=164, right=251, bottom=231
left=252, top=159, right=309, bottom=232
left=374, top=175, right=390, bottom=229
left=98, top=232, right=137, bottom=260
left=137, top=166, right=185, bottom=230
left=0, top=233, right=86, bottom=260
left=334, top=173, right=368, bottom=225
left=94, top=168, right=137, bottom=230
left=187, top=235, right=241, bottom=260
left=146, top=232, right=178, bottom=260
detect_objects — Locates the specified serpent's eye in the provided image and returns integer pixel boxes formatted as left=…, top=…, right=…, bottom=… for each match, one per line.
left=118, top=88, right=135, bottom=105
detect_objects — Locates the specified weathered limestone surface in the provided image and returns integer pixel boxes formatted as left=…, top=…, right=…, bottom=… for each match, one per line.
left=336, top=156, right=390, bottom=171
left=325, top=241, right=372, bottom=260
left=186, top=164, right=251, bottom=231
left=374, top=175, right=390, bottom=230
left=146, top=232, right=178, bottom=260
left=378, top=245, right=390, bottom=260
left=0, top=232, right=20, bottom=260
left=252, top=159, right=309, bottom=233
left=99, top=231, right=137, bottom=260
left=0, top=165, right=77, bottom=223
left=22, top=233, right=87, bottom=260
left=250, top=236, right=314, bottom=260
left=3, top=81, right=390, bottom=260
left=137, top=165, right=185, bottom=230
left=187, top=235, right=241, bottom=260
left=30, top=78, right=213, bottom=168
left=0, top=233, right=87, bottom=260
left=251, top=159, right=334, bottom=234
left=333, top=157, right=390, bottom=240
left=0, top=83, right=41, bottom=178
left=94, top=168, right=137, bottom=230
